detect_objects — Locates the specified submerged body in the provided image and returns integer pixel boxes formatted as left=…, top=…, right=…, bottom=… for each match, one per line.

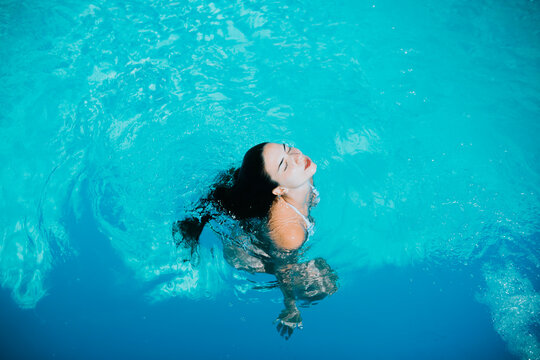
left=174, top=142, right=337, bottom=339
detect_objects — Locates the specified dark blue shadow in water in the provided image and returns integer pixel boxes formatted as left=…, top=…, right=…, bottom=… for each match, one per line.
left=298, top=264, right=519, bottom=360
left=0, top=187, right=520, bottom=359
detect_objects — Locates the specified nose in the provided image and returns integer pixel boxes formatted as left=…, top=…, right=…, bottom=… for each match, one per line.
left=290, top=147, right=302, bottom=156
left=291, top=151, right=303, bottom=164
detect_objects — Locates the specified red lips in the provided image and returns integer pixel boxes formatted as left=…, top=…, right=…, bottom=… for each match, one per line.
left=304, top=157, right=311, bottom=169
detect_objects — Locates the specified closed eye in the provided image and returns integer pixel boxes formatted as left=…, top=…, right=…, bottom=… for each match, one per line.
left=284, top=145, right=292, bottom=171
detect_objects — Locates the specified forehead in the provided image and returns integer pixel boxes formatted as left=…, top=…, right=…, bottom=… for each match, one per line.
left=262, top=142, right=283, bottom=177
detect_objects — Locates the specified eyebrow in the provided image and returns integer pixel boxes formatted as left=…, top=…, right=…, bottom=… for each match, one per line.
left=278, top=143, right=286, bottom=171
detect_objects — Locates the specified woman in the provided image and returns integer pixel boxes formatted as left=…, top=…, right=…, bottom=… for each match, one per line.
left=173, top=142, right=338, bottom=339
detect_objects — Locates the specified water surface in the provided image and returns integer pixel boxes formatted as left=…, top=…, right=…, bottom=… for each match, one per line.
left=1, top=0, right=539, bottom=358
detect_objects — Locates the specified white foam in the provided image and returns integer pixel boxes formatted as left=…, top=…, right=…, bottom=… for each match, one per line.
left=476, top=262, right=540, bottom=360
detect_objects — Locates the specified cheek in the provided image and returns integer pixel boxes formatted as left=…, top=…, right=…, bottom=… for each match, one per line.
left=280, top=172, right=297, bottom=187
left=290, top=168, right=307, bottom=182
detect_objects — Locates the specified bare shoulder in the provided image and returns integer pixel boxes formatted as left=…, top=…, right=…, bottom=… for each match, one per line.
left=269, top=223, right=306, bottom=251
left=268, top=201, right=307, bottom=251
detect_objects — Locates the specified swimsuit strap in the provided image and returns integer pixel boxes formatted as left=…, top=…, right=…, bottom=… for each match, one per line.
left=279, top=197, right=314, bottom=236
left=279, top=183, right=317, bottom=234
left=282, top=199, right=312, bottom=228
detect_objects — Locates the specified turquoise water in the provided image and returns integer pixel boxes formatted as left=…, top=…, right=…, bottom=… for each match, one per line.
left=1, top=0, right=539, bottom=358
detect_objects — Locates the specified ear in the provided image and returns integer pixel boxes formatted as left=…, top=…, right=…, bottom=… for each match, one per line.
left=272, top=186, right=288, bottom=196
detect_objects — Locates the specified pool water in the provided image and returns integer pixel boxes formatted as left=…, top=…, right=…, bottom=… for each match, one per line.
left=1, top=0, right=539, bottom=359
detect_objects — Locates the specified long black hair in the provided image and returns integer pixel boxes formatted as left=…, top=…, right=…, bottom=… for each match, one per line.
left=173, top=142, right=279, bottom=248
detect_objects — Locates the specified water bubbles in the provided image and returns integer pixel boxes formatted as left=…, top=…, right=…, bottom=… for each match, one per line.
left=477, top=263, right=540, bottom=359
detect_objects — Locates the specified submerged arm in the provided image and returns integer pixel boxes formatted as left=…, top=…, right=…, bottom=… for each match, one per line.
left=273, top=255, right=303, bottom=339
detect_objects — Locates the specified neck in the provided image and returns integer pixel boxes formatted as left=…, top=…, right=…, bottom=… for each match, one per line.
left=282, top=181, right=313, bottom=215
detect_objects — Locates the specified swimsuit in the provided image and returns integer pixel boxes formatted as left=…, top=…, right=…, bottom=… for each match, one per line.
left=280, top=183, right=319, bottom=237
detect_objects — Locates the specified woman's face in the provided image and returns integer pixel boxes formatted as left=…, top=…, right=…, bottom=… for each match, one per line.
left=262, top=143, right=317, bottom=190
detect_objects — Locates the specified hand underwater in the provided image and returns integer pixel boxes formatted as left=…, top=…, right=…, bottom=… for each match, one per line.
left=274, top=307, right=303, bottom=340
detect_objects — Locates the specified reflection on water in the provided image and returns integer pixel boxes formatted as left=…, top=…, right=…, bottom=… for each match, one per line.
left=1, top=0, right=539, bottom=356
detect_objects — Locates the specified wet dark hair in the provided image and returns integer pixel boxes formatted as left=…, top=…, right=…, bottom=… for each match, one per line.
left=212, top=142, right=279, bottom=219
left=173, top=142, right=279, bottom=248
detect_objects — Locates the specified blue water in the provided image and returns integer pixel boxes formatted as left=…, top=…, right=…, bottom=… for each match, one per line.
left=1, top=0, right=539, bottom=358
